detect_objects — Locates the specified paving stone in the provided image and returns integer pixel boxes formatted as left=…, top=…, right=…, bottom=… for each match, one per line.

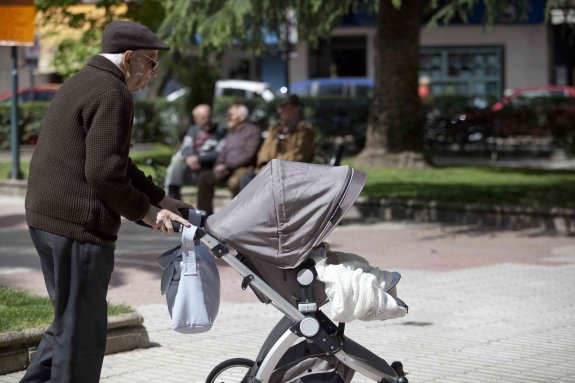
left=3, top=197, right=575, bottom=382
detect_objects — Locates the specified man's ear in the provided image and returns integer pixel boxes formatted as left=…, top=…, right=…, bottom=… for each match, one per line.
left=122, top=50, right=134, bottom=68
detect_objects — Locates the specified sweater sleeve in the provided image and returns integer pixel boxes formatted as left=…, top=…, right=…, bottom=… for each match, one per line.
left=84, top=89, right=153, bottom=221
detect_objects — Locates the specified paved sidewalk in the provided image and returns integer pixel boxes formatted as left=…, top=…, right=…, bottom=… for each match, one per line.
left=1, top=196, right=575, bottom=382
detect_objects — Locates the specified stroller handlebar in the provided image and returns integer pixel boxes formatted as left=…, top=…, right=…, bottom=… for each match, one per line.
left=195, top=228, right=230, bottom=258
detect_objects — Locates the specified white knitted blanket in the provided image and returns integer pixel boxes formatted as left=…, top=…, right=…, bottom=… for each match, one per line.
left=314, top=250, right=408, bottom=322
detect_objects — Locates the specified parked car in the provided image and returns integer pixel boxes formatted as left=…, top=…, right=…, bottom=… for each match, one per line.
left=290, top=77, right=374, bottom=98
left=425, top=85, right=575, bottom=151
left=0, top=84, right=61, bottom=103
left=491, top=86, right=575, bottom=112
left=214, top=79, right=276, bottom=102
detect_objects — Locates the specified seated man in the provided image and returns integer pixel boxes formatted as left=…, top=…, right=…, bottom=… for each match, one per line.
left=239, top=94, right=315, bottom=190
left=196, top=103, right=262, bottom=215
left=164, top=104, right=226, bottom=200
left=257, top=94, right=315, bottom=167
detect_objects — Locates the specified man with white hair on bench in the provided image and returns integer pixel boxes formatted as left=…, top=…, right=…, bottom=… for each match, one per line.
left=196, top=103, right=262, bottom=215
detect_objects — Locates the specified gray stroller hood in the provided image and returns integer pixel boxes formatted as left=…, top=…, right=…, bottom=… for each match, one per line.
left=205, top=159, right=367, bottom=269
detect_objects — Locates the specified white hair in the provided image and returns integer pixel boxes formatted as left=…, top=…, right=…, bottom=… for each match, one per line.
left=232, top=104, right=249, bottom=122
left=99, top=53, right=125, bottom=67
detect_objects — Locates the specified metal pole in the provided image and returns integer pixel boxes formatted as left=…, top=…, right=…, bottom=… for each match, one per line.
left=9, top=46, right=23, bottom=180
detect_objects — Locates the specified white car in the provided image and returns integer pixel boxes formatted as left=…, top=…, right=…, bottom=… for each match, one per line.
left=165, top=79, right=276, bottom=103
left=214, top=79, right=276, bottom=102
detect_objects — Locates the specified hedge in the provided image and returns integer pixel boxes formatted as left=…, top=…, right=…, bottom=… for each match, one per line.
left=6, top=94, right=571, bottom=152
left=0, top=98, right=188, bottom=150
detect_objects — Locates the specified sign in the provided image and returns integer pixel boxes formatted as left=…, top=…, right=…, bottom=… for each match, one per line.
left=0, top=0, right=36, bottom=46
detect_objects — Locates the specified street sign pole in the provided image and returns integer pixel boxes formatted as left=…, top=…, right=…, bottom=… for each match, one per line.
left=9, top=46, right=23, bottom=179
left=1, top=0, right=36, bottom=180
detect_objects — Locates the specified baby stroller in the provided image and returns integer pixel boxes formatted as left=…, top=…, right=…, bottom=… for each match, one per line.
left=189, top=159, right=409, bottom=383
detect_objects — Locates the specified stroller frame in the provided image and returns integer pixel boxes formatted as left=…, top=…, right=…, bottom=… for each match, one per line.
left=197, top=228, right=408, bottom=383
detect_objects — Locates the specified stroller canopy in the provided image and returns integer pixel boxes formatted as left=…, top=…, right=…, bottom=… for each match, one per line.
left=205, top=159, right=367, bottom=269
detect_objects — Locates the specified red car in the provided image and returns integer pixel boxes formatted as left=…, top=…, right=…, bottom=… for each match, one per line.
left=491, top=86, right=575, bottom=111
left=425, top=85, right=575, bottom=148
left=0, top=84, right=61, bottom=103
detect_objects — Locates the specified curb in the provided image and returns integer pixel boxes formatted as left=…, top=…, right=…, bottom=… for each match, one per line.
left=2, top=180, right=574, bottom=234
left=352, top=197, right=575, bottom=235
left=0, top=179, right=26, bottom=197
left=182, top=187, right=575, bottom=235
left=0, top=312, right=150, bottom=375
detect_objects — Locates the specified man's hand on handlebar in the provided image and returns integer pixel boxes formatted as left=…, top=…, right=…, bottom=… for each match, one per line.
left=143, top=205, right=190, bottom=234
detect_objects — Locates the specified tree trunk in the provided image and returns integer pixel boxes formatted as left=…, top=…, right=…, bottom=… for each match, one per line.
left=358, top=0, right=424, bottom=166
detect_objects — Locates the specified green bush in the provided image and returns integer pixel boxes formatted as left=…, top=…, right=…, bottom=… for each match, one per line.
left=3, top=93, right=527, bottom=153
left=132, top=98, right=187, bottom=145
left=0, top=102, right=51, bottom=149
left=0, top=98, right=188, bottom=149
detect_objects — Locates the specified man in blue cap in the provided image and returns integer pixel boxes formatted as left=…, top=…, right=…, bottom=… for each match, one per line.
left=22, top=21, right=192, bottom=383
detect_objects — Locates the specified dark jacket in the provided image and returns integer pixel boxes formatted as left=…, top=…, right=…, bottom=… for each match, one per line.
left=25, top=55, right=165, bottom=245
left=216, top=122, right=262, bottom=170
left=180, top=123, right=226, bottom=168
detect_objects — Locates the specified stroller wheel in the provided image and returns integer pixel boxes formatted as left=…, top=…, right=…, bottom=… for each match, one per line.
left=206, top=358, right=254, bottom=383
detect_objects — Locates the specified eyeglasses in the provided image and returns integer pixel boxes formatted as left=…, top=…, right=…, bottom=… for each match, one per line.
left=135, top=53, right=159, bottom=71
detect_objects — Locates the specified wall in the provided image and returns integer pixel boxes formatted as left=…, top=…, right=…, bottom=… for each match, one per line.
left=287, top=23, right=550, bottom=91
left=421, top=24, right=550, bottom=90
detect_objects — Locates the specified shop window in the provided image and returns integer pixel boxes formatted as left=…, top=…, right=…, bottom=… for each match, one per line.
left=420, top=46, right=504, bottom=107
left=309, top=36, right=367, bottom=78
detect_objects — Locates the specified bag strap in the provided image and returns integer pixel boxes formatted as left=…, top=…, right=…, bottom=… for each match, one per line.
left=181, top=209, right=204, bottom=246
left=181, top=210, right=206, bottom=276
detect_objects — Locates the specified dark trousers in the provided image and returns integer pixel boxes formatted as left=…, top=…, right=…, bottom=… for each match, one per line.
left=197, top=167, right=252, bottom=215
left=21, top=227, right=115, bottom=383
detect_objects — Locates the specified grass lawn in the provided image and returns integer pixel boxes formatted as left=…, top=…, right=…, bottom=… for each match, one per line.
left=2, top=144, right=574, bottom=209
left=0, top=287, right=133, bottom=333
left=0, top=161, right=29, bottom=179
left=353, top=164, right=575, bottom=209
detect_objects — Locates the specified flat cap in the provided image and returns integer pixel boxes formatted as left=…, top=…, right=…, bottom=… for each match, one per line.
left=278, top=94, right=301, bottom=107
left=102, top=21, right=169, bottom=53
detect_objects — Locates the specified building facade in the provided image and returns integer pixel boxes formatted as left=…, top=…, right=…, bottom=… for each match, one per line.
left=221, top=0, right=569, bottom=106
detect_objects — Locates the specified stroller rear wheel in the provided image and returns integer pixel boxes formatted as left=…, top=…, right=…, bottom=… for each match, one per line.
left=206, top=358, right=254, bottom=383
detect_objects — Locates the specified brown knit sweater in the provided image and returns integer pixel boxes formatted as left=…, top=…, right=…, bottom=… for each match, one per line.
left=25, top=55, right=165, bottom=245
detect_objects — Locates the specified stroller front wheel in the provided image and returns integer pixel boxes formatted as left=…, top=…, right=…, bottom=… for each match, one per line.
left=206, top=358, right=254, bottom=383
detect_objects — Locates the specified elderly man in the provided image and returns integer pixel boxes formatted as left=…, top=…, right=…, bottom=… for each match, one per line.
left=164, top=104, right=226, bottom=200
left=239, top=95, right=315, bottom=191
left=257, top=94, right=315, bottom=167
left=22, top=21, right=191, bottom=383
left=196, top=103, right=261, bottom=215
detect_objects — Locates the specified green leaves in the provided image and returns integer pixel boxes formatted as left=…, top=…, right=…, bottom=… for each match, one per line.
left=158, top=0, right=356, bottom=54
left=52, top=28, right=103, bottom=79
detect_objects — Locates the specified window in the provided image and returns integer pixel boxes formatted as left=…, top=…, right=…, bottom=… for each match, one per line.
left=309, top=36, right=367, bottom=78
left=420, top=46, right=504, bottom=107
left=317, top=84, right=345, bottom=96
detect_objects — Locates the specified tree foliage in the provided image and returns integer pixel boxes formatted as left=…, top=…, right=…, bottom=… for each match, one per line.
left=155, top=0, right=561, bottom=162
left=37, top=0, right=569, bottom=162
left=158, top=0, right=359, bottom=54
left=35, top=0, right=126, bottom=78
left=35, top=0, right=123, bottom=28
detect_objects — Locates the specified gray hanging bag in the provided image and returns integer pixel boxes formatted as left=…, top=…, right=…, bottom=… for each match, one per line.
left=157, top=210, right=220, bottom=334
